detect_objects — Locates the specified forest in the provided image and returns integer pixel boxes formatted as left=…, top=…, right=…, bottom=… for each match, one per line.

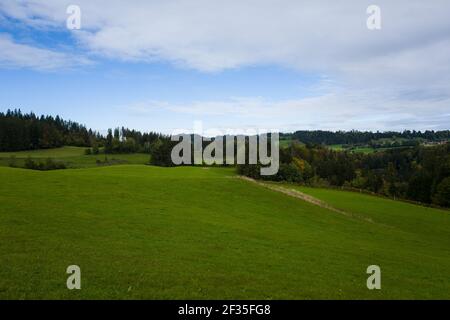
left=282, top=130, right=450, bottom=145
left=0, top=109, right=166, bottom=153
left=0, top=109, right=98, bottom=150
left=237, top=142, right=450, bottom=208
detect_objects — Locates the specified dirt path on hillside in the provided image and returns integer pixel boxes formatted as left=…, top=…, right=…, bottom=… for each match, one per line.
left=238, top=176, right=374, bottom=223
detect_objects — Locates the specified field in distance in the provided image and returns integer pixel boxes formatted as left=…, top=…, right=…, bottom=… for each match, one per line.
left=0, top=165, right=449, bottom=299
left=0, top=146, right=149, bottom=168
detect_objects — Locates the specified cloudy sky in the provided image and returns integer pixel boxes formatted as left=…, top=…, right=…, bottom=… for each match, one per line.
left=0, top=0, right=449, bottom=134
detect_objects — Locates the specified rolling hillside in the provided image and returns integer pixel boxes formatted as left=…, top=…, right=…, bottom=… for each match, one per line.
left=0, top=165, right=449, bottom=299
left=0, top=146, right=149, bottom=169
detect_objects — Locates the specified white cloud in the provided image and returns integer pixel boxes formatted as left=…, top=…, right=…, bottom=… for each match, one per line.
left=0, top=34, right=91, bottom=70
left=126, top=85, right=450, bottom=132
left=1, top=0, right=450, bottom=73
left=1, top=1, right=449, bottom=130
left=2, top=0, right=450, bottom=80
left=2, top=1, right=450, bottom=97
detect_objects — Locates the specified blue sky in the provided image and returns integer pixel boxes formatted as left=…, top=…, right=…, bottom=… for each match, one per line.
left=0, top=60, right=319, bottom=133
left=1, top=1, right=450, bottom=134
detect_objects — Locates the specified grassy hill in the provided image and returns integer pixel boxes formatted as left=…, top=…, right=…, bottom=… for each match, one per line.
left=0, top=165, right=449, bottom=299
left=290, top=185, right=450, bottom=243
left=0, top=146, right=149, bottom=169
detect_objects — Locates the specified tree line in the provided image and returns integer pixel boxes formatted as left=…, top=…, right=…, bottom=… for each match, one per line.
left=103, top=127, right=166, bottom=154
left=0, top=109, right=100, bottom=151
left=0, top=110, right=167, bottom=154
left=283, top=130, right=450, bottom=145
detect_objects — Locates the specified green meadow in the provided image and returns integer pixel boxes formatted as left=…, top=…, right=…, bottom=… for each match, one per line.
left=0, top=146, right=149, bottom=169
left=0, top=159, right=449, bottom=299
left=328, top=144, right=376, bottom=153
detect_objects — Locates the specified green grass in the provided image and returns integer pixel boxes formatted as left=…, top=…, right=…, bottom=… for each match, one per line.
left=0, top=146, right=87, bottom=158
left=351, top=146, right=376, bottom=153
left=328, top=144, right=376, bottom=153
left=0, top=165, right=449, bottom=299
left=280, top=138, right=304, bottom=149
left=288, top=185, right=450, bottom=245
left=328, top=144, right=345, bottom=151
left=279, top=139, right=291, bottom=148
left=0, top=146, right=150, bottom=168
left=328, top=144, right=418, bottom=154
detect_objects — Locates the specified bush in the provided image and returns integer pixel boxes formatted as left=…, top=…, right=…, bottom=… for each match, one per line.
left=149, top=139, right=176, bottom=166
left=8, top=155, right=17, bottom=168
left=309, top=175, right=330, bottom=188
left=85, top=148, right=92, bottom=155
left=237, top=164, right=261, bottom=179
left=24, top=157, right=66, bottom=171
left=274, top=163, right=302, bottom=183
left=24, top=157, right=36, bottom=169
left=433, top=177, right=450, bottom=207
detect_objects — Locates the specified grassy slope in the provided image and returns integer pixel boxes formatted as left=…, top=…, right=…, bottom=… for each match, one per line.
left=0, top=146, right=149, bottom=168
left=0, top=146, right=89, bottom=158
left=328, top=144, right=376, bottom=153
left=0, top=165, right=449, bottom=299
left=289, top=185, right=450, bottom=249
